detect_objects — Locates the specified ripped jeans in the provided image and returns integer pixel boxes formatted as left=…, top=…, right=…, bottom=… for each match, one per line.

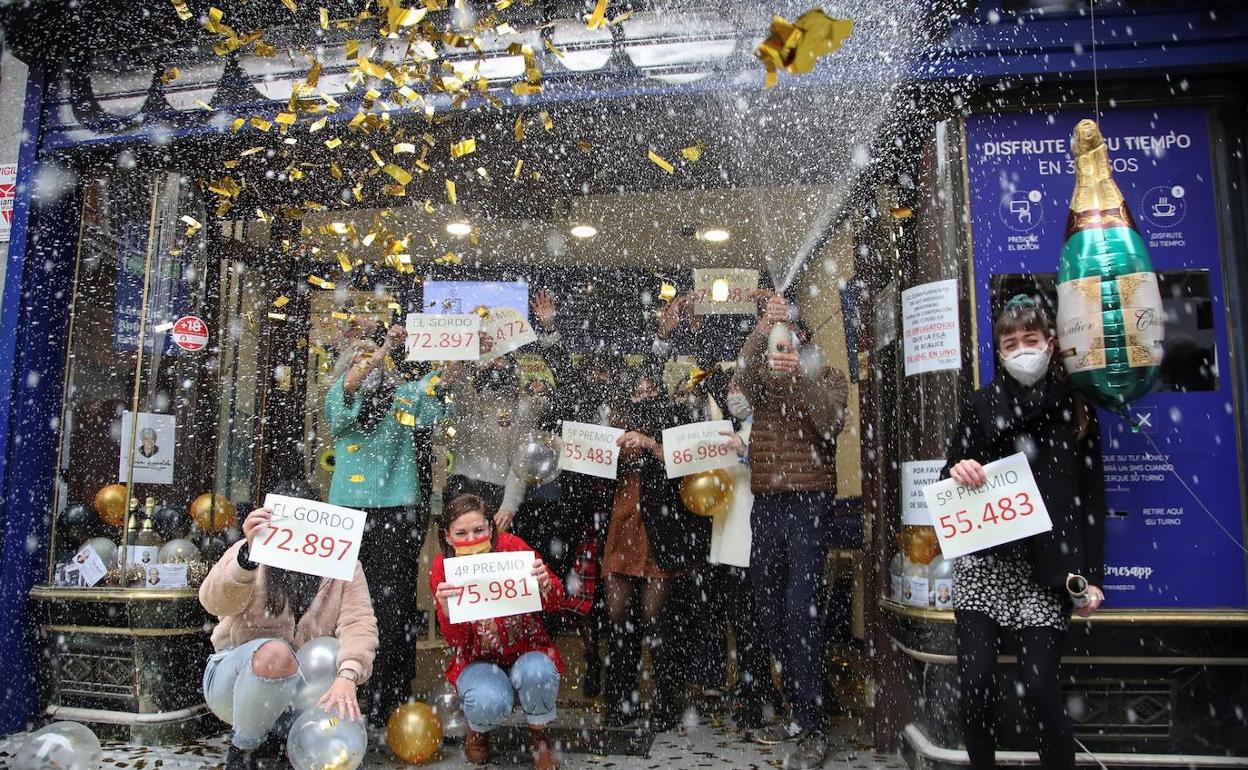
left=203, top=638, right=302, bottom=749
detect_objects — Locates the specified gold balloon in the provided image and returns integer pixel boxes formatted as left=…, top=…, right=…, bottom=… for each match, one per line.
left=386, top=702, right=442, bottom=764
left=896, top=527, right=940, bottom=565
left=680, top=469, right=734, bottom=517
left=190, top=493, right=236, bottom=533
left=94, top=484, right=128, bottom=528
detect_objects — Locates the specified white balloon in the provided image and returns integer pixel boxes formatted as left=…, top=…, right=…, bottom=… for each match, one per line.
left=13, top=722, right=102, bottom=770
left=293, top=637, right=340, bottom=711
left=286, top=707, right=367, bottom=770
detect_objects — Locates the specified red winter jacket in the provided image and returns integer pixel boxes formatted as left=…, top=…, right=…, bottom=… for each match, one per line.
left=429, top=532, right=565, bottom=684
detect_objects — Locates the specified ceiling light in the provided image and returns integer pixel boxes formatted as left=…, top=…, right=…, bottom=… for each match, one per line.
left=699, top=227, right=730, bottom=243
left=569, top=224, right=598, bottom=239
left=446, top=221, right=472, bottom=236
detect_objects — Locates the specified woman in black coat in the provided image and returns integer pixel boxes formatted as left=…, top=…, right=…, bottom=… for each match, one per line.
left=599, top=367, right=709, bottom=730
left=942, top=295, right=1106, bottom=770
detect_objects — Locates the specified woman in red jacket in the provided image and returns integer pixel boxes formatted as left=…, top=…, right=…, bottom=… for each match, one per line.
left=430, top=493, right=565, bottom=770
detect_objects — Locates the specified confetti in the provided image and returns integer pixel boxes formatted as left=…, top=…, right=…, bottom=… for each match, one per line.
left=280, top=0, right=297, bottom=11
left=513, top=158, right=524, bottom=179
left=681, top=144, right=704, bottom=162
left=268, top=312, right=288, bottom=321
left=540, top=111, right=554, bottom=130
left=383, top=163, right=413, bottom=185
left=756, top=9, right=853, bottom=87
left=514, top=116, right=525, bottom=142
left=647, top=150, right=675, bottom=173
left=180, top=215, right=203, bottom=236
left=170, top=0, right=193, bottom=21
left=450, top=138, right=477, bottom=158
left=308, top=276, right=336, bottom=289
left=324, top=137, right=342, bottom=149
left=249, top=117, right=273, bottom=131
left=319, top=7, right=329, bottom=29
left=331, top=311, right=354, bottom=320
left=586, top=0, right=608, bottom=30
left=446, top=178, right=457, bottom=204
left=394, top=142, right=416, bottom=154
left=309, top=116, right=327, bottom=133
left=160, top=67, right=181, bottom=84
left=274, top=296, right=290, bottom=308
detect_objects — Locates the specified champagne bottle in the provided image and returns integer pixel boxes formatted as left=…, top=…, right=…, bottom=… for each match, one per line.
left=1055, top=119, right=1164, bottom=413
left=124, top=497, right=162, bottom=570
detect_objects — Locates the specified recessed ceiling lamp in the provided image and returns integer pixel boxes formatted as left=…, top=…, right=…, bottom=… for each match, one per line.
left=569, top=224, right=599, bottom=239
left=446, top=220, right=473, bottom=236
left=698, top=227, right=730, bottom=243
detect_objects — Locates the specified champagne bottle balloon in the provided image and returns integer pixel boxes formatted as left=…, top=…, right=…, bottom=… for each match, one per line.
left=1055, top=120, right=1165, bottom=415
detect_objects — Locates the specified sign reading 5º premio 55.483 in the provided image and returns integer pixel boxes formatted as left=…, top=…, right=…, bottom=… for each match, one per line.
left=922, top=453, right=1053, bottom=559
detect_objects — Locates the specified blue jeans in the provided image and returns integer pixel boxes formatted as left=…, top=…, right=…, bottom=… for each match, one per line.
left=750, top=491, right=855, bottom=732
left=456, top=652, right=560, bottom=733
left=203, top=638, right=301, bottom=749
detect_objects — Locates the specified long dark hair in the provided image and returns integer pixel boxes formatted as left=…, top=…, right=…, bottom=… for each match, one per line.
left=265, top=480, right=328, bottom=619
left=437, top=494, right=496, bottom=558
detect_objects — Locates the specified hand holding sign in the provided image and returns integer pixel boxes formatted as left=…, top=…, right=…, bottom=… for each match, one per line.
left=406, top=312, right=481, bottom=361
left=560, top=421, right=624, bottom=479
left=443, top=551, right=542, bottom=624
left=662, top=420, right=738, bottom=478
left=920, top=453, right=1053, bottom=559
left=251, top=495, right=368, bottom=581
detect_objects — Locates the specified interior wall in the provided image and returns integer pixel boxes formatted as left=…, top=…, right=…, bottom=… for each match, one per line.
left=796, top=225, right=863, bottom=500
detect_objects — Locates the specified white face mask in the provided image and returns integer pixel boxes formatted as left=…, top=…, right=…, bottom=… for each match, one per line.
left=1001, top=345, right=1051, bottom=387
left=726, top=393, right=752, bottom=419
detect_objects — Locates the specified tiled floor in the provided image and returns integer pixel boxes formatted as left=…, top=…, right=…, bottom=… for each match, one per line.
left=0, top=715, right=908, bottom=770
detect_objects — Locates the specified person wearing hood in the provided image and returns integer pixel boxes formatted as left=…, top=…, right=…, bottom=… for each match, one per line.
left=599, top=366, right=710, bottom=731
left=942, top=295, right=1106, bottom=770
left=324, top=324, right=452, bottom=727
left=444, top=330, right=551, bottom=532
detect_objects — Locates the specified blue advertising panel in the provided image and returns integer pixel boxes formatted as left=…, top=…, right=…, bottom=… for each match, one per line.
left=965, top=106, right=1247, bottom=609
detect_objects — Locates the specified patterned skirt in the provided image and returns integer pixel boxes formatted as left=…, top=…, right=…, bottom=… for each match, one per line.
left=954, top=552, right=1068, bottom=630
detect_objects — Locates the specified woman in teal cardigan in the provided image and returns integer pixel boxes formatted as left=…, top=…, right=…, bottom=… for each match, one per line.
left=325, top=323, right=453, bottom=726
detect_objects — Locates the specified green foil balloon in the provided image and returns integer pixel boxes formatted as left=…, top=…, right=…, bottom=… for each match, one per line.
left=1056, top=120, right=1165, bottom=415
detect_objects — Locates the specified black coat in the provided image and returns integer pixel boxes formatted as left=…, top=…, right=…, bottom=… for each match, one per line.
left=942, top=372, right=1107, bottom=587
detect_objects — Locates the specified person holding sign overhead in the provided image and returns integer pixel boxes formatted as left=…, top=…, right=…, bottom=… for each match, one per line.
left=942, top=296, right=1106, bottom=770
left=429, top=494, right=565, bottom=770
left=199, top=480, right=379, bottom=770
left=325, top=324, right=452, bottom=727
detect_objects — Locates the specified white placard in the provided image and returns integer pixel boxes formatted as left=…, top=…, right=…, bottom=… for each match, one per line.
left=73, top=544, right=109, bottom=587
left=480, top=306, right=538, bottom=362
left=145, top=563, right=188, bottom=589
left=901, top=460, right=946, bottom=526
left=902, top=278, right=961, bottom=375
left=444, top=551, right=542, bottom=624
left=692, top=268, right=760, bottom=315
left=0, top=163, right=16, bottom=242
left=252, top=494, right=368, bottom=581
left=661, top=420, right=737, bottom=479
left=559, top=421, right=624, bottom=480
left=121, top=545, right=159, bottom=569
left=921, top=452, right=1053, bottom=559
left=406, top=312, right=481, bottom=361
left=119, top=411, right=176, bottom=485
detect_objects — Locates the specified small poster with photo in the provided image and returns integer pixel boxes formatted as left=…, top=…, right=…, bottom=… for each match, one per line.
left=119, top=411, right=176, bottom=485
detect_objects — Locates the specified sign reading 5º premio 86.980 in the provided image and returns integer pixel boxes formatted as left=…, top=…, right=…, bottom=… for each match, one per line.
left=921, top=453, right=1053, bottom=559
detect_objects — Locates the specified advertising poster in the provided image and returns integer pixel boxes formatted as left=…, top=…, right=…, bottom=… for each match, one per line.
left=966, top=106, right=1247, bottom=609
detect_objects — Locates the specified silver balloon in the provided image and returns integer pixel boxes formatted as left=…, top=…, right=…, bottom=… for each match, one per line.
left=431, top=688, right=468, bottom=740
left=158, top=538, right=201, bottom=564
left=12, top=721, right=102, bottom=770
left=286, top=707, right=367, bottom=770
left=513, top=432, right=560, bottom=485
left=84, top=538, right=117, bottom=568
left=293, top=637, right=340, bottom=711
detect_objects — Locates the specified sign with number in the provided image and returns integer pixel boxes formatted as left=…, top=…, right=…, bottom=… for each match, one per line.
left=252, top=494, right=368, bottom=581
left=480, top=306, right=538, bottom=362
left=172, top=315, right=209, bottom=351
left=444, top=551, right=542, bottom=623
left=662, top=419, right=737, bottom=478
left=921, top=452, right=1053, bottom=559
left=560, top=421, right=624, bottom=479
left=406, top=312, right=480, bottom=361
left=692, top=268, right=759, bottom=315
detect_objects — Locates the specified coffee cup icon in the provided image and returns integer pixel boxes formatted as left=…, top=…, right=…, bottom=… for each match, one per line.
left=1151, top=197, right=1177, bottom=218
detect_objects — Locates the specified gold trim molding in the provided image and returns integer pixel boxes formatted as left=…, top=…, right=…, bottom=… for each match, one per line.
left=31, top=586, right=200, bottom=602
left=880, top=598, right=1248, bottom=625
left=43, top=624, right=203, bottom=637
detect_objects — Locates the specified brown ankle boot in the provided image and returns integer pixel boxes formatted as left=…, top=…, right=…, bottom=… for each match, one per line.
left=464, top=729, right=491, bottom=765
left=529, top=725, right=559, bottom=770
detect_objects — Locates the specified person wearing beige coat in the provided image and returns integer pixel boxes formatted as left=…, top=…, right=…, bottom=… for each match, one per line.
left=199, top=499, right=379, bottom=770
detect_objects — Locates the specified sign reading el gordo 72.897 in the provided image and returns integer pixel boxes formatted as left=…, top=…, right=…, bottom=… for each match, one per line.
left=252, top=494, right=368, bottom=581
left=920, top=453, right=1053, bottom=559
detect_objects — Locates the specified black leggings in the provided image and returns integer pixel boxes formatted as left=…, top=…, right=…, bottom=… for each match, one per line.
left=603, top=574, right=679, bottom=720
left=956, top=610, right=1075, bottom=770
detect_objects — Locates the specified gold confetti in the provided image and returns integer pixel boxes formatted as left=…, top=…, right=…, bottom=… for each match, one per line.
left=350, top=474, right=366, bottom=483
left=577, top=140, right=593, bottom=153
left=756, top=9, right=853, bottom=87
left=394, top=142, right=416, bottom=154
left=388, top=4, right=427, bottom=28
left=255, top=208, right=273, bottom=223
left=586, top=0, right=608, bottom=29
left=383, top=163, right=413, bottom=185
left=681, top=144, right=704, bottom=162
left=308, top=275, right=336, bottom=289
left=180, top=215, right=203, bottom=236
left=540, top=111, right=554, bottom=130
left=324, top=137, right=342, bottom=149
left=275, top=111, right=297, bottom=125
left=659, top=282, right=678, bottom=302
left=543, top=38, right=566, bottom=58
left=647, top=150, right=674, bottom=173
left=495, top=0, right=512, bottom=8
left=450, top=137, right=477, bottom=158
left=250, top=117, right=273, bottom=131
left=326, top=221, right=353, bottom=235
left=230, top=117, right=246, bottom=132
left=196, top=99, right=214, bottom=111
left=240, top=146, right=265, bottom=156
left=512, top=82, right=541, bottom=96
left=338, top=252, right=354, bottom=272
left=383, top=184, right=407, bottom=197
left=268, top=312, right=288, bottom=321
left=394, top=410, right=417, bottom=427
left=446, top=178, right=457, bottom=204
left=171, top=0, right=193, bottom=21
left=280, top=0, right=297, bottom=10
left=274, top=296, right=290, bottom=308
left=161, top=67, right=181, bottom=84
left=513, top=158, right=524, bottom=179
left=319, top=6, right=329, bottom=29
left=331, top=311, right=354, bottom=320
left=514, top=116, right=525, bottom=141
